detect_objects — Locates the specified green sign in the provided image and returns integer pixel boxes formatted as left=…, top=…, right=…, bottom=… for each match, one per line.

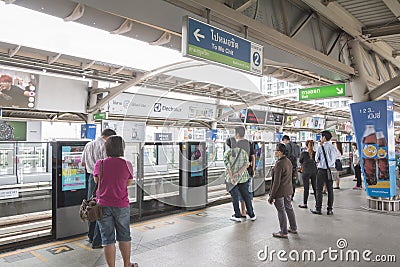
left=299, top=84, right=346, bottom=101
left=93, top=112, right=108, bottom=120
left=182, top=17, right=263, bottom=76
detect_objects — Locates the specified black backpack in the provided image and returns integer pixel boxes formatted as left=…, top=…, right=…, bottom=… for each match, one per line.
left=286, top=142, right=300, bottom=168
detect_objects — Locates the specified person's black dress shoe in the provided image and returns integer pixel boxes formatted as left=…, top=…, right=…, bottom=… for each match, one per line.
left=298, top=204, right=308, bottom=208
left=92, top=244, right=103, bottom=249
left=327, top=210, right=334, bottom=215
left=310, top=209, right=322, bottom=215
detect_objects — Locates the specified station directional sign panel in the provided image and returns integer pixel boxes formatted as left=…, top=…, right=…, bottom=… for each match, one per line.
left=182, top=16, right=263, bottom=76
left=299, top=84, right=346, bottom=101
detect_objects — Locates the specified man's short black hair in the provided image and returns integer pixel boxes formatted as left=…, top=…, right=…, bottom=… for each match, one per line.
left=226, top=137, right=236, bottom=148
left=276, top=143, right=287, bottom=154
left=282, top=135, right=290, bottom=141
left=235, top=126, right=245, bottom=138
left=321, top=130, right=332, bottom=141
left=102, top=128, right=116, bottom=137
left=105, top=135, right=125, bottom=157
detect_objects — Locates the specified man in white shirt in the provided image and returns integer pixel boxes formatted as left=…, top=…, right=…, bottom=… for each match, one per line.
left=81, top=128, right=116, bottom=248
left=311, top=131, right=337, bottom=216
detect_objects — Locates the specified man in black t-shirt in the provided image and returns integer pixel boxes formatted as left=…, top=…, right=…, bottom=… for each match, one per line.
left=235, top=126, right=255, bottom=217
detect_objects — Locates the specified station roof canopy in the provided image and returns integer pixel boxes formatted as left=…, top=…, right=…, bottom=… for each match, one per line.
left=2, top=0, right=400, bottom=122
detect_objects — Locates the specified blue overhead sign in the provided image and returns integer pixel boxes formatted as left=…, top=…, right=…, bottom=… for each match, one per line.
left=182, top=16, right=263, bottom=76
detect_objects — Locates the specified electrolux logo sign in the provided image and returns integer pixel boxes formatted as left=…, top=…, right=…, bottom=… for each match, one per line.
left=153, top=102, right=183, bottom=113
left=154, top=103, right=162, bottom=112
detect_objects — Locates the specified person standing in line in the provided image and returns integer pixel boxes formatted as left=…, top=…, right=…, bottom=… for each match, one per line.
left=298, top=140, right=317, bottom=209
left=81, top=128, right=116, bottom=249
left=311, top=131, right=337, bottom=216
left=235, top=126, right=256, bottom=217
left=224, top=137, right=254, bottom=222
left=333, top=142, right=343, bottom=190
left=281, top=135, right=300, bottom=200
left=352, top=143, right=362, bottom=190
left=268, top=144, right=298, bottom=238
left=94, top=136, right=137, bottom=267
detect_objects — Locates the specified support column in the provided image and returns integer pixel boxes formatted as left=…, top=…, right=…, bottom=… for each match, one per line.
left=87, top=80, right=99, bottom=124
left=348, top=40, right=370, bottom=103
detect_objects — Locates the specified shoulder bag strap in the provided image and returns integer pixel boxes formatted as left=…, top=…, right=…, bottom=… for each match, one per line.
left=321, top=145, right=330, bottom=169
left=91, top=160, right=103, bottom=200
left=231, top=148, right=242, bottom=169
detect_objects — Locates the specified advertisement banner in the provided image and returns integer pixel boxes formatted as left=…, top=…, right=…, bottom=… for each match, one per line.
left=350, top=100, right=396, bottom=198
left=265, top=112, right=283, bottom=126
left=0, top=68, right=38, bottom=109
left=245, top=109, right=266, bottom=124
left=102, top=120, right=146, bottom=142
left=61, top=145, right=86, bottom=192
left=0, top=121, right=27, bottom=141
left=108, top=93, right=216, bottom=121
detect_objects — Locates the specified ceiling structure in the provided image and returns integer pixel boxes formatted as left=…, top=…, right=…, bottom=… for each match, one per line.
left=1, top=0, right=400, bottom=126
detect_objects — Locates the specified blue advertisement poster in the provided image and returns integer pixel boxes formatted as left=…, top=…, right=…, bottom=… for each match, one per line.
left=61, top=145, right=86, bottom=191
left=350, top=100, right=396, bottom=198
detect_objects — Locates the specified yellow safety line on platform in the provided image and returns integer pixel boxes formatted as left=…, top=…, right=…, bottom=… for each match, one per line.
left=0, top=236, right=83, bottom=259
left=0, top=209, right=204, bottom=259
left=30, top=251, right=48, bottom=262
left=130, top=209, right=203, bottom=228
left=73, top=241, right=93, bottom=252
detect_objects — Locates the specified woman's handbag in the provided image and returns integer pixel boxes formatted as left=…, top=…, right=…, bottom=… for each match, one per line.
left=335, top=159, right=343, bottom=171
left=80, top=160, right=103, bottom=222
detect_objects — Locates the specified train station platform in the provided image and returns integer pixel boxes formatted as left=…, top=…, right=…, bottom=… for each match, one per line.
left=0, top=176, right=398, bottom=267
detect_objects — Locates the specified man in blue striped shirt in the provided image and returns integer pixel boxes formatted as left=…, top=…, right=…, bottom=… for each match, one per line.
left=311, top=131, right=337, bottom=215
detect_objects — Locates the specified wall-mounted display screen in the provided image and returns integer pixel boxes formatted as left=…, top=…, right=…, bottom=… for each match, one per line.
left=0, top=68, right=38, bottom=109
left=61, top=145, right=86, bottom=191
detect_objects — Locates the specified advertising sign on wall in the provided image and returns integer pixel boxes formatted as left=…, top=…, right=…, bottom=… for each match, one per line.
left=0, top=68, right=38, bottom=109
left=108, top=93, right=216, bottom=121
left=102, top=120, right=146, bottom=143
left=350, top=100, right=397, bottom=198
left=0, top=121, right=27, bottom=141
left=245, top=109, right=266, bottom=124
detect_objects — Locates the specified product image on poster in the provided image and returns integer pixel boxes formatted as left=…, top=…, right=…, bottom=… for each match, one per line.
left=190, top=144, right=203, bottom=177
left=350, top=100, right=397, bottom=198
left=61, top=145, right=86, bottom=191
left=0, top=68, right=38, bottom=109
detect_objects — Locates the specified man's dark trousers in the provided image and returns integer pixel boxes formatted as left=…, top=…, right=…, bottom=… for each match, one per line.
left=315, top=169, right=334, bottom=212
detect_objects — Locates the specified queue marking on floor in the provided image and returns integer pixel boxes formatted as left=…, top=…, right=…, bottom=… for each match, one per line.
left=30, top=251, right=48, bottom=262
left=0, top=236, right=83, bottom=259
left=47, top=245, right=73, bottom=255
left=0, top=208, right=206, bottom=259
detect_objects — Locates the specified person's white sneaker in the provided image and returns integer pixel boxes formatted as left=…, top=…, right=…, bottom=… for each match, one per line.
left=247, top=214, right=257, bottom=221
left=230, top=216, right=242, bottom=222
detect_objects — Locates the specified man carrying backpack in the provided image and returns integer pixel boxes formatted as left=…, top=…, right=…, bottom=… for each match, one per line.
left=281, top=135, right=300, bottom=200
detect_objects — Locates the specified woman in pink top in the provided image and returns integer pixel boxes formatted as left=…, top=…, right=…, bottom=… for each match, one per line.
left=93, top=135, right=137, bottom=267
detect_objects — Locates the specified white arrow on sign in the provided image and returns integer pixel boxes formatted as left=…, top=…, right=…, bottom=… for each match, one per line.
left=336, top=87, right=344, bottom=94
left=193, top=29, right=205, bottom=42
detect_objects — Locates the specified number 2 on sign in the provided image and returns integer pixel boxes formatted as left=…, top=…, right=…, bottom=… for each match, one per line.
left=359, top=108, right=373, bottom=114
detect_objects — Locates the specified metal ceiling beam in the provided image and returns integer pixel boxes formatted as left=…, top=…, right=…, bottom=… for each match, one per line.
left=369, top=75, right=400, bottom=100
left=363, top=23, right=400, bottom=38
left=64, top=3, right=85, bottom=22
left=186, top=0, right=354, bottom=78
left=236, top=0, right=256, bottom=13
left=302, top=0, right=400, bottom=70
left=382, top=0, right=400, bottom=18
left=291, top=12, right=314, bottom=38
